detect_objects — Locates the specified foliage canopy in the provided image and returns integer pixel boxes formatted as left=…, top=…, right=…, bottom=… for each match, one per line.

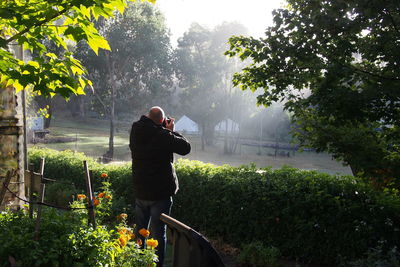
left=0, top=0, right=155, bottom=98
left=226, top=0, right=400, bottom=182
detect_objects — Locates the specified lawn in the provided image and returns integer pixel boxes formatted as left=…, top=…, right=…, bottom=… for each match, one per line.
left=30, top=115, right=352, bottom=175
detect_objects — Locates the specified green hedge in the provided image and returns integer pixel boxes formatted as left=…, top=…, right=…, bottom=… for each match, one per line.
left=28, top=148, right=135, bottom=215
left=28, top=147, right=400, bottom=265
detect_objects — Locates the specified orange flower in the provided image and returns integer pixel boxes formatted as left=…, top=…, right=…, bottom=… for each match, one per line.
left=118, top=228, right=127, bottom=235
left=118, top=235, right=128, bottom=247
left=105, top=195, right=112, bottom=200
left=101, top=173, right=108, bottom=178
left=77, top=194, right=86, bottom=200
left=98, top=192, right=106, bottom=198
left=136, top=238, right=143, bottom=246
left=146, top=238, right=158, bottom=248
left=127, top=230, right=135, bottom=240
left=139, top=228, right=150, bottom=238
left=93, top=197, right=100, bottom=206
left=117, top=213, right=128, bottom=221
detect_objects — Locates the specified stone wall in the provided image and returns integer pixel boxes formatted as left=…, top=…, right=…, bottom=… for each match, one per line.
left=0, top=85, right=25, bottom=210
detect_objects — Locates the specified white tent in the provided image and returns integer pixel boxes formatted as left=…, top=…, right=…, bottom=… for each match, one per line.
left=175, top=115, right=199, bottom=134
left=215, top=119, right=239, bottom=134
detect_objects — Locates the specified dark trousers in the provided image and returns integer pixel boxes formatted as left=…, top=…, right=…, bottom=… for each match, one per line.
left=135, top=197, right=173, bottom=267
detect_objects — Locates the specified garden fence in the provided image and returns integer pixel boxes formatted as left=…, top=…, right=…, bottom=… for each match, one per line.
left=0, top=158, right=97, bottom=264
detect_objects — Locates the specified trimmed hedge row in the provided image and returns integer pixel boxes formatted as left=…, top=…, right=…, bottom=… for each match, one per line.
left=28, top=148, right=400, bottom=265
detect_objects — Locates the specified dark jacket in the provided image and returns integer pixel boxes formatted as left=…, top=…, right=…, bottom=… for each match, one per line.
left=129, top=115, right=191, bottom=200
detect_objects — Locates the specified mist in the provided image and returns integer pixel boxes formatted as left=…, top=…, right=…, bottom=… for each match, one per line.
left=26, top=2, right=352, bottom=175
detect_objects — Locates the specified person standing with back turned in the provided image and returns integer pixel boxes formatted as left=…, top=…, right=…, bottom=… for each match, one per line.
left=129, top=106, right=191, bottom=267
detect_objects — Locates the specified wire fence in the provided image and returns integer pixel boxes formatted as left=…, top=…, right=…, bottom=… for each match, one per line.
left=0, top=159, right=98, bottom=243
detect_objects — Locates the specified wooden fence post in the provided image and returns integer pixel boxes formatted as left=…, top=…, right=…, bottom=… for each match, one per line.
left=0, top=170, right=13, bottom=207
left=28, top=163, right=35, bottom=219
left=34, top=158, right=45, bottom=241
left=83, top=161, right=96, bottom=228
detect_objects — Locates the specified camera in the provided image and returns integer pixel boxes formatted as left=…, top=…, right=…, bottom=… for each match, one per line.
left=162, top=116, right=171, bottom=127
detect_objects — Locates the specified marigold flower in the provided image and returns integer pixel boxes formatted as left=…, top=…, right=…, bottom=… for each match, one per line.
left=146, top=238, right=158, bottom=248
left=139, top=228, right=150, bottom=238
left=127, top=230, right=135, bottom=240
left=98, top=192, right=106, bottom=198
left=136, top=238, right=143, bottom=246
left=118, top=228, right=127, bottom=235
left=105, top=195, right=112, bottom=200
left=118, top=235, right=128, bottom=247
left=93, top=197, right=100, bottom=206
left=77, top=194, right=86, bottom=200
left=117, top=213, right=128, bottom=221
left=100, top=173, right=108, bottom=178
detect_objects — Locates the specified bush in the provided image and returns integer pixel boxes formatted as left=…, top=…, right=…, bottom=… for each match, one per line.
left=28, top=148, right=400, bottom=265
left=0, top=208, right=156, bottom=266
left=29, top=147, right=135, bottom=220
left=238, top=242, right=280, bottom=267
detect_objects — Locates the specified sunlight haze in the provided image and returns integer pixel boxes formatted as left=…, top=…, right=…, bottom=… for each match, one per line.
left=156, top=0, right=284, bottom=44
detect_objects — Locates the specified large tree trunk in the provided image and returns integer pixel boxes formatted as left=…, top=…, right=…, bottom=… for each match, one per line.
left=108, top=55, right=115, bottom=161
left=78, top=96, right=85, bottom=118
left=201, top=122, right=205, bottom=151
left=103, top=53, right=115, bottom=163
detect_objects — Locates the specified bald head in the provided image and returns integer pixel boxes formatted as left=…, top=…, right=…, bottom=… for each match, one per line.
left=148, top=106, right=165, bottom=125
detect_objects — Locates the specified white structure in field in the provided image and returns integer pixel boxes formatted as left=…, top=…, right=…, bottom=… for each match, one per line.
left=175, top=115, right=199, bottom=134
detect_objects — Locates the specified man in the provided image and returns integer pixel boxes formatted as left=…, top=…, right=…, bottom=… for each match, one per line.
left=129, top=106, right=191, bottom=267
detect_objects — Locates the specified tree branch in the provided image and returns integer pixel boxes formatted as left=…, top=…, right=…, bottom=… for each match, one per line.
left=333, top=59, right=400, bottom=81
left=5, top=5, right=70, bottom=44
left=384, top=9, right=400, bottom=34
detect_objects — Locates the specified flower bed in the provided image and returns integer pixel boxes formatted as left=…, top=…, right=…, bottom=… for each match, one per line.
left=28, top=148, right=400, bottom=265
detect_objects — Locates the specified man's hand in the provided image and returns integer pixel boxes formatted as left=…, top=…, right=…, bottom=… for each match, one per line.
left=165, top=118, right=175, bottom=131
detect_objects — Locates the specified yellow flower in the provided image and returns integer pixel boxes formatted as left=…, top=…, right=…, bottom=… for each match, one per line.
left=98, top=192, right=106, bottom=198
left=146, top=238, right=158, bottom=249
left=139, top=228, right=150, bottom=238
left=127, top=230, right=135, bottom=240
left=77, top=194, right=86, bottom=200
left=118, top=228, right=127, bottom=235
left=117, top=213, right=128, bottom=221
left=100, top=173, right=108, bottom=178
left=118, top=235, right=128, bottom=247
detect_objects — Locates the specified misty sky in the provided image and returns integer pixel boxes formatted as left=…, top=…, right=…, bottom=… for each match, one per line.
left=155, top=0, right=285, bottom=45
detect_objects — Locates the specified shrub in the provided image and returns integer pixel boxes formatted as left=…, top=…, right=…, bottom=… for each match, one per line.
left=238, top=242, right=281, bottom=267
left=0, top=208, right=156, bottom=266
left=29, top=147, right=135, bottom=219
left=28, top=148, right=400, bottom=265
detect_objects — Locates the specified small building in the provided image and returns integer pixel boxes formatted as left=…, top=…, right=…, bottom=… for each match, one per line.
left=175, top=115, right=199, bottom=135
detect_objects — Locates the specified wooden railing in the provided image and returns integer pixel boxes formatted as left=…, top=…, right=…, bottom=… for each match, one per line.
left=160, top=213, right=225, bottom=267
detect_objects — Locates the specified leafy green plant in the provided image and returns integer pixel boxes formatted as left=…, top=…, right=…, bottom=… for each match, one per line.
left=345, top=245, right=400, bottom=267
left=238, top=242, right=281, bottom=267
left=0, top=205, right=157, bottom=266
left=28, top=148, right=400, bottom=265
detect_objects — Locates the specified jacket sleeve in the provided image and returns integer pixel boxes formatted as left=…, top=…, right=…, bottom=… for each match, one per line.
left=161, top=130, right=191, bottom=155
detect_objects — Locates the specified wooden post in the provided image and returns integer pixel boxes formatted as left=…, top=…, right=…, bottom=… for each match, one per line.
left=34, top=158, right=45, bottom=241
left=0, top=171, right=13, bottom=207
left=28, top=163, right=35, bottom=218
left=33, top=182, right=45, bottom=241
left=39, top=158, right=45, bottom=177
left=83, top=161, right=96, bottom=228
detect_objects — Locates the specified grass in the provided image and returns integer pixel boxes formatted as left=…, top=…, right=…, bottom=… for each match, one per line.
left=29, top=115, right=352, bottom=175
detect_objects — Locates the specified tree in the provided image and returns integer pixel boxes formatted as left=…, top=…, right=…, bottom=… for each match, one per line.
left=226, top=0, right=400, bottom=184
left=0, top=0, right=155, bottom=205
left=175, top=22, right=248, bottom=151
left=76, top=1, right=174, bottom=161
